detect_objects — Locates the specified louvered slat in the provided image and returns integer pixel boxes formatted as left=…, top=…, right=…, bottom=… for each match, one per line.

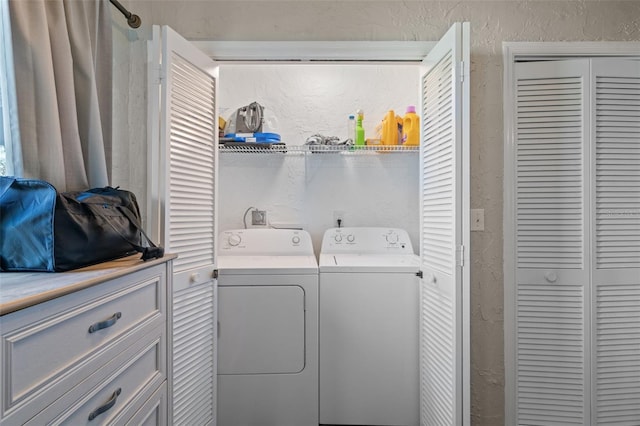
left=421, top=51, right=454, bottom=274
left=595, top=75, right=640, bottom=269
left=516, top=77, right=584, bottom=269
left=169, top=52, right=216, bottom=273
left=172, top=283, right=215, bottom=426
left=516, top=284, right=586, bottom=425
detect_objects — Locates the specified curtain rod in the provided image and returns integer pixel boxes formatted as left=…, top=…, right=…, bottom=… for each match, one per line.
left=109, top=0, right=141, bottom=28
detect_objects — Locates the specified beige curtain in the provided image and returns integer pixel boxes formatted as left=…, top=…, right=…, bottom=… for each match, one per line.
left=9, top=0, right=112, bottom=191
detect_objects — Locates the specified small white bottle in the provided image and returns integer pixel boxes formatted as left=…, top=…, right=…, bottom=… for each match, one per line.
left=347, top=115, right=356, bottom=142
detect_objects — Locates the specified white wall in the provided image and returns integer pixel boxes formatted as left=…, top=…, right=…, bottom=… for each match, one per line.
left=219, top=63, right=418, bottom=142
left=219, top=153, right=420, bottom=255
left=111, top=22, right=148, bottom=226
left=218, top=63, right=419, bottom=253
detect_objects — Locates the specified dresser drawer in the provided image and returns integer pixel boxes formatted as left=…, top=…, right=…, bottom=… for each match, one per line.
left=1, top=265, right=166, bottom=420
left=25, top=331, right=165, bottom=425
left=124, top=381, right=167, bottom=426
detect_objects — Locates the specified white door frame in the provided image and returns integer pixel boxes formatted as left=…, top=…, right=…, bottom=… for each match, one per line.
left=502, top=41, right=640, bottom=425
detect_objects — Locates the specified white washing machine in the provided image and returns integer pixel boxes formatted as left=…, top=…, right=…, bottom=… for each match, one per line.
left=319, top=227, right=420, bottom=426
left=217, top=228, right=318, bottom=426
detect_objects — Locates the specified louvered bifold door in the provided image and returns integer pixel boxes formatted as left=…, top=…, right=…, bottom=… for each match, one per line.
left=590, top=59, right=640, bottom=426
left=156, top=25, right=219, bottom=426
left=419, top=22, right=470, bottom=426
left=513, top=60, right=590, bottom=426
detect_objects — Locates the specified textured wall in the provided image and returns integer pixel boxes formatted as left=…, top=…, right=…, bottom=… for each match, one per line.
left=116, top=1, right=640, bottom=424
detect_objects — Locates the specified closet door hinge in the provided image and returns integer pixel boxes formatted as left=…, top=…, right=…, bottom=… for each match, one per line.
left=456, top=245, right=465, bottom=267
left=459, top=61, right=465, bottom=83
left=213, top=269, right=219, bottom=279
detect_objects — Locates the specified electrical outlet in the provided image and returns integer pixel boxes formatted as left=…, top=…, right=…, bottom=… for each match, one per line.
left=471, top=209, right=484, bottom=231
left=252, top=210, right=267, bottom=226
left=333, top=210, right=345, bottom=228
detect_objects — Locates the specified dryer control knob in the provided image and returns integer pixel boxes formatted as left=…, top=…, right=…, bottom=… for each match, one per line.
left=346, top=234, right=355, bottom=243
left=334, top=234, right=343, bottom=242
left=386, top=233, right=399, bottom=244
left=228, top=234, right=242, bottom=246
left=292, top=236, right=301, bottom=244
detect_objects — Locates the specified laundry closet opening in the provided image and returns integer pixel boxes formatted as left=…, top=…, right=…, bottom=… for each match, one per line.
left=151, top=23, right=470, bottom=425
left=194, top=41, right=435, bottom=253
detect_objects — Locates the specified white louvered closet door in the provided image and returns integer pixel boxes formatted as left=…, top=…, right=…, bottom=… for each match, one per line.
left=513, top=59, right=590, bottom=426
left=151, top=25, right=219, bottom=426
left=419, top=22, right=470, bottom=426
left=511, top=58, right=640, bottom=426
left=590, top=59, right=640, bottom=426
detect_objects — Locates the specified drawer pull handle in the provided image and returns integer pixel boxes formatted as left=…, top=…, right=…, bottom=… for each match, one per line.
left=88, top=388, right=121, bottom=421
left=88, top=312, right=122, bottom=333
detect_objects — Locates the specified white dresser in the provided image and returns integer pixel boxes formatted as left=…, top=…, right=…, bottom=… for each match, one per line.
left=0, top=255, right=174, bottom=425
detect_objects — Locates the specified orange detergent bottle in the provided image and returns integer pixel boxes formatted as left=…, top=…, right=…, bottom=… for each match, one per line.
left=401, top=106, right=420, bottom=146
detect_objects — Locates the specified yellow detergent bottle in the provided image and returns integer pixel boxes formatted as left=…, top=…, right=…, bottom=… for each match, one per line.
left=402, top=106, right=420, bottom=146
left=381, top=110, right=401, bottom=145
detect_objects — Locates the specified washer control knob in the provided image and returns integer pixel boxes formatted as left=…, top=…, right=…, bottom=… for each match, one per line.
left=346, top=234, right=355, bottom=243
left=386, top=233, right=399, bottom=244
left=334, top=234, right=343, bottom=242
left=228, top=234, right=242, bottom=246
left=292, top=236, right=301, bottom=244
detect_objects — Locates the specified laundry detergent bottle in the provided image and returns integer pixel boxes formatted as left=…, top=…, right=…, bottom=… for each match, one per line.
left=355, top=109, right=365, bottom=146
left=381, top=110, right=400, bottom=145
left=401, top=106, right=420, bottom=146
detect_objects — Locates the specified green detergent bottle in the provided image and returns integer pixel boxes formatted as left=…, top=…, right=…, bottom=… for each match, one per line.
left=355, top=109, right=365, bottom=146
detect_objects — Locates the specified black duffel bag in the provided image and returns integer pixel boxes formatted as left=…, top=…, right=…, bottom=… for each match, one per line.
left=0, top=177, right=163, bottom=272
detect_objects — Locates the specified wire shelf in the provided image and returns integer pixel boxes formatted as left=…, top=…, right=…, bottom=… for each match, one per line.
left=218, top=144, right=418, bottom=154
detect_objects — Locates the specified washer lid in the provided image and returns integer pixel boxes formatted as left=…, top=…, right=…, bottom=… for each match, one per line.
left=218, top=255, right=318, bottom=275
left=319, top=253, right=420, bottom=273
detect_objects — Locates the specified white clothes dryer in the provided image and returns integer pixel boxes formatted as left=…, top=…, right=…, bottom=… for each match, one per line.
left=217, top=229, right=318, bottom=426
left=319, top=227, right=420, bottom=426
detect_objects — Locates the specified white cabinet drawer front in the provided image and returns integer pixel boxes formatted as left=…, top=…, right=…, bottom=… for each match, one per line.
left=123, top=382, right=167, bottom=426
left=2, top=268, right=165, bottom=410
left=26, top=336, right=165, bottom=425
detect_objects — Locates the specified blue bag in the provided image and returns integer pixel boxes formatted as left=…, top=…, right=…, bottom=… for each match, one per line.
left=0, top=177, right=57, bottom=271
left=0, top=177, right=163, bottom=272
